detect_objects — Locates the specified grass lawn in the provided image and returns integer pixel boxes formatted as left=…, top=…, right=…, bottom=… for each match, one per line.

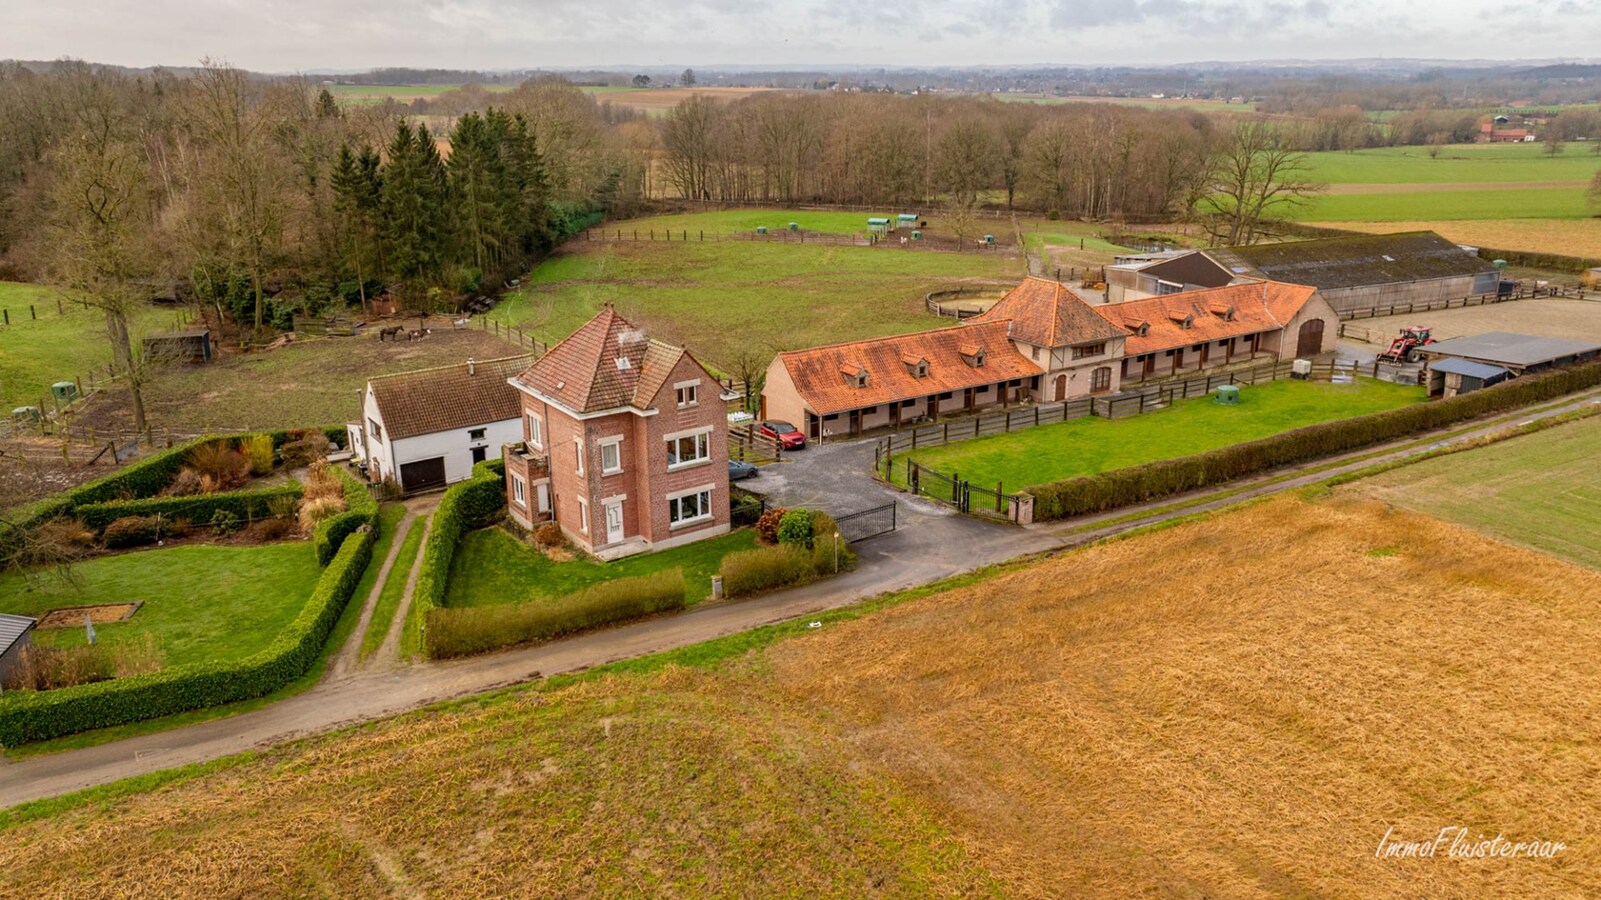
left=0, top=283, right=169, bottom=412
left=489, top=232, right=1021, bottom=371
left=1351, top=414, right=1601, bottom=569
left=896, top=378, right=1424, bottom=492
left=1294, top=186, right=1592, bottom=222
left=446, top=526, right=759, bottom=608
left=0, top=543, right=322, bottom=669
left=1305, top=142, right=1601, bottom=185
left=359, top=511, right=426, bottom=661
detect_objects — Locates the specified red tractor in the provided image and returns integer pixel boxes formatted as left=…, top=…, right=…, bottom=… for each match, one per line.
left=1379, top=325, right=1435, bottom=364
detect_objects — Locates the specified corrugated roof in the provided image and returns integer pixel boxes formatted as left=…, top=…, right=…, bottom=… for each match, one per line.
left=777, top=321, right=1042, bottom=416
left=1428, top=358, right=1511, bottom=380
left=0, top=613, right=36, bottom=655
left=970, top=277, right=1127, bottom=347
left=512, top=309, right=697, bottom=414
left=1097, top=281, right=1319, bottom=356
left=1422, top=332, right=1601, bottom=367
left=369, top=354, right=535, bottom=440
left=1207, top=231, right=1496, bottom=290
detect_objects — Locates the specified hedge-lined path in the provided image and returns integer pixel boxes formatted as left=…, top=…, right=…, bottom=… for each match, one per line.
left=366, top=500, right=437, bottom=673
left=3, top=388, right=1599, bottom=810
left=326, top=496, right=434, bottom=681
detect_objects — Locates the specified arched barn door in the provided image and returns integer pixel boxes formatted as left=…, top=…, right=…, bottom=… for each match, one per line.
left=1053, top=374, right=1068, bottom=401
left=1296, top=319, right=1326, bottom=357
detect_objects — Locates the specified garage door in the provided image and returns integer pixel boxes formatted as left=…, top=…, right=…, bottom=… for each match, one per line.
left=399, top=457, right=447, bottom=492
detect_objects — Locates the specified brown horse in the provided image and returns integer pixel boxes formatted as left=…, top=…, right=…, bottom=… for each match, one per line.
left=378, top=325, right=404, bottom=342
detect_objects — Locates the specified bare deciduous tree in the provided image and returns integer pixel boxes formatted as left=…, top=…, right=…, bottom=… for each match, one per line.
left=1196, top=120, right=1325, bottom=246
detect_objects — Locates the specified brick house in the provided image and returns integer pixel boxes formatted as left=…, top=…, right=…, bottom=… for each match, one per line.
left=502, top=309, right=734, bottom=560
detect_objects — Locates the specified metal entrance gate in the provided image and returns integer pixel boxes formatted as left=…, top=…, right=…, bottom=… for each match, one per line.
left=835, top=502, right=897, bottom=543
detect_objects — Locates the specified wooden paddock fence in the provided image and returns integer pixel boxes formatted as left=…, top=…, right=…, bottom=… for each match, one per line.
left=581, top=226, right=1015, bottom=253
left=1338, top=285, right=1589, bottom=323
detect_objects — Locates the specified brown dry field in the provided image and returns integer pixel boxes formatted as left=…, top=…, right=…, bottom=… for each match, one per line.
left=7, top=496, right=1601, bottom=896
left=1347, top=296, right=1601, bottom=343
left=601, top=86, right=795, bottom=113
left=1320, top=218, right=1601, bottom=258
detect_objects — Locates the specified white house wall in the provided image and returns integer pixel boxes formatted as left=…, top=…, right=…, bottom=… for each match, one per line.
left=389, top=418, right=523, bottom=487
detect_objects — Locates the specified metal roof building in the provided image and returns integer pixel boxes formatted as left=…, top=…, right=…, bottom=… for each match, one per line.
left=1420, top=332, right=1601, bottom=374
left=0, top=613, right=37, bottom=688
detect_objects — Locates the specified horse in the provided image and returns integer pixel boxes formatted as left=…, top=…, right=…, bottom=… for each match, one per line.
left=378, top=325, right=404, bottom=342
left=407, top=328, right=431, bottom=341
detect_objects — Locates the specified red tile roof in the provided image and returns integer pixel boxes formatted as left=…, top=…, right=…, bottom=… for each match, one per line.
left=776, top=321, right=1042, bottom=416
left=369, top=354, right=536, bottom=440
left=970, top=276, right=1127, bottom=347
left=512, top=308, right=696, bottom=413
left=1098, top=281, right=1319, bottom=356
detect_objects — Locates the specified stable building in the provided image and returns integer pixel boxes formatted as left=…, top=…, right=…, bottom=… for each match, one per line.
left=970, top=277, right=1129, bottom=400
left=763, top=320, right=1042, bottom=441
left=1420, top=332, right=1601, bottom=397
left=349, top=354, right=534, bottom=492
left=1106, top=231, right=1499, bottom=315
left=1102, top=281, right=1340, bottom=384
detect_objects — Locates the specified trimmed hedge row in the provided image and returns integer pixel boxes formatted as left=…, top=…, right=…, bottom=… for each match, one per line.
left=0, top=528, right=375, bottom=747
left=720, top=510, right=853, bottom=598
left=412, top=458, right=507, bottom=656
left=425, top=569, right=687, bottom=658
left=1030, top=362, right=1601, bottom=521
left=312, top=465, right=381, bottom=565
left=73, top=483, right=304, bottom=531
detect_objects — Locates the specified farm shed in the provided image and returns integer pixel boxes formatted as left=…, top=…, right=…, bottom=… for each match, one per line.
left=352, top=354, right=534, bottom=493
left=142, top=329, right=212, bottom=363
left=0, top=613, right=37, bottom=688
left=1425, top=358, right=1511, bottom=399
left=1420, top=332, right=1601, bottom=397
left=867, top=217, right=891, bottom=234
left=1110, top=232, right=1499, bottom=315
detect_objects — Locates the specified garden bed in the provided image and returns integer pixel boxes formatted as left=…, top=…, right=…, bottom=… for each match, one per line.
left=37, top=602, right=142, bottom=629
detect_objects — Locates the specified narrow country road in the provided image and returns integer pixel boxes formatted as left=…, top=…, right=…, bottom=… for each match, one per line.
left=1, top=389, right=1597, bottom=809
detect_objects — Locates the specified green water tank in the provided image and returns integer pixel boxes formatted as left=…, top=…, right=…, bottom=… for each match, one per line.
left=1215, top=384, right=1240, bottom=405
left=911, top=230, right=922, bottom=240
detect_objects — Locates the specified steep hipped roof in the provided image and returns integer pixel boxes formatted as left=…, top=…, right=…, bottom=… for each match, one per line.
left=970, top=277, right=1126, bottom=347
left=512, top=308, right=698, bottom=414
left=1206, top=231, right=1496, bottom=290
left=368, top=354, right=535, bottom=440
left=1421, top=332, right=1601, bottom=368
left=776, top=321, right=1042, bottom=416
left=1098, top=281, right=1320, bottom=356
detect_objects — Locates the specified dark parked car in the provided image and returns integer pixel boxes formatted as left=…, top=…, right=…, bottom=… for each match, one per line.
left=759, top=419, right=806, bottom=450
left=728, top=459, right=759, bottom=481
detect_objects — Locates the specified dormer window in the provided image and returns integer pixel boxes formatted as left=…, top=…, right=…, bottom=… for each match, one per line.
left=841, top=363, right=869, bottom=388
left=615, top=356, right=632, bottom=370
left=1169, top=312, right=1193, bottom=330
left=959, top=342, right=986, bottom=368
left=1209, top=304, right=1236, bottom=321
left=1123, top=320, right=1150, bottom=337
left=901, top=353, right=929, bottom=378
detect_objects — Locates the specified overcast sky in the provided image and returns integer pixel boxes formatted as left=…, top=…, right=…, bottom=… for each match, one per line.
left=3, top=0, right=1599, bottom=72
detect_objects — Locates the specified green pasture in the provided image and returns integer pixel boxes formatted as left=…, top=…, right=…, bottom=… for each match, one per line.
left=1, top=542, right=322, bottom=669
left=599, top=209, right=930, bottom=236
left=1355, top=414, right=1601, bottom=570
left=1304, top=143, right=1601, bottom=185
left=1294, top=187, right=1592, bottom=222
left=446, top=526, right=758, bottom=609
left=492, top=223, right=1021, bottom=370
left=0, top=283, right=166, bottom=411
left=894, top=378, right=1424, bottom=493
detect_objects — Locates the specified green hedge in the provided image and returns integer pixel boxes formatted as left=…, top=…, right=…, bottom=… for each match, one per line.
left=721, top=510, right=852, bottom=598
left=1030, top=362, right=1601, bottom=521
left=425, top=569, right=687, bottom=658
left=73, top=483, right=303, bottom=531
left=1475, top=246, right=1601, bottom=275
left=0, top=529, right=375, bottom=747
left=410, top=459, right=507, bottom=655
left=312, top=465, right=381, bottom=565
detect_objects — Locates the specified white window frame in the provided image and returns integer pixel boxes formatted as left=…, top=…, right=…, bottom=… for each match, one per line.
left=675, top=379, right=700, bottom=409
left=665, top=426, right=713, bottom=470
left=599, top=436, right=623, bottom=475
left=574, top=436, right=585, bottom=476
left=666, top=483, right=716, bottom=529
left=576, top=497, right=589, bottom=534
left=511, top=474, right=526, bottom=507
left=527, top=413, right=544, bottom=450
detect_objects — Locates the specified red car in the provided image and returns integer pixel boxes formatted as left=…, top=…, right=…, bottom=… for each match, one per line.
left=759, top=419, right=806, bottom=450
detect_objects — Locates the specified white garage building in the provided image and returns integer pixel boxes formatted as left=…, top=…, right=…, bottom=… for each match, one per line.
left=349, top=354, right=533, bottom=493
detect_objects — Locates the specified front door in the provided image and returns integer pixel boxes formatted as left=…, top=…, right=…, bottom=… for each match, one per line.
left=470, top=445, right=487, bottom=464
left=605, top=502, right=624, bottom=544
left=1053, top=374, right=1068, bottom=401
left=536, top=483, right=551, bottom=514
